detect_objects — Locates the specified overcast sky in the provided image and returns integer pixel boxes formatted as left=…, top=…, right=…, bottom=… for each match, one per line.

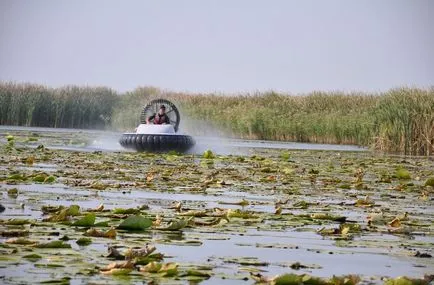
left=0, top=0, right=433, bottom=94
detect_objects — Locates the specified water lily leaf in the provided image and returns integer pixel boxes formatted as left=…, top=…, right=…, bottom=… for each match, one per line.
left=67, top=205, right=80, bottom=216
left=183, top=270, right=211, bottom=279
left=293, top=201, right=309, bottom=209
left=140, top=261, right=162, bottom=273
left=311, top=213, right=346, bottom=223
left=40, top=277, right=71, bottom=284
left=6, top=238, right=36, bottom=245
left=250, top=272, right=273, bottom=283
left=218, top=199, right=249, bottom=206
left=159, top=262, right=179, bottom=277
left=33, top=174, right=47, bottom=183
left=112, top=208, right=141, bottom=215
left=424, top=177, right=434, bottom=187
left=355, top=197, right=375, bottom=207
left=227, top=209, right=259, bottom=219
left=274, top=273, right=303, bottom=285
left=1, top=230, right=29, bottom=237
left=330, top=275, right=361, bottom=285
left=7, top=174, right=25, bottom=181
left=36, top=240, right=71, bottom=248
left=44, top=205, right=81, bottom=222
left=23, top=254, right=42, bottom=262
left=44, top=176, right=56, bottom=183
left=124, top=244, right=156, bottom=259
left=41, top=205, right=64, bottom=214
left=389, top=218, right=401, bottom=228
left=134, top=253, right=165, bottom=265
left=157, top=219, right=189, bottom=231
left=224, top=257, right=269, bottom=266
left=76, top=237, right=92, bottom=246
left=84, top=228, right=117, bottom=239
left=101, top=260, right=134, bottom=275
left=4, top=219, right=33, bottom=225
left=101, top=268, right=132, bottom=275
left=72, top=213, right=96, bottom=227
left=177, top=210, right=208, bottom=217
left=94, top=221, right=110, bottom=227
left=203, top=150, right=215, bottom=159
left=107, top=246, right=124, bottom=260
left=118, top=215, right=152, bottom=231
left=396, top=168, right=411, bottom=179
left=7, top=188, right=18, bottom=195
left=44, top=209, right=69, bottom=222
left=35, top=263, right=65, bottom=268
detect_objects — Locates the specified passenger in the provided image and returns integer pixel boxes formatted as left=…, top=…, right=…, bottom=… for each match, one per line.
left=146, top=105, right=170, bottom=125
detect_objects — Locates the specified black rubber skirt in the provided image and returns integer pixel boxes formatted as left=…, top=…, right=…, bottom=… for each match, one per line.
left=119, top=133, right=195, bottom=152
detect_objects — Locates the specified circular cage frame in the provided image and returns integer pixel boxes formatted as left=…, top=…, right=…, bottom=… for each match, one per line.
left=140, top=99, right=181, bottom=132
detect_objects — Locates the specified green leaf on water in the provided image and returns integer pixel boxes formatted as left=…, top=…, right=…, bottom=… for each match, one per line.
left=72, top=213, right=96, bottom=227
left=112, top=208, right=141, bottom=215
left=67, top=205, right=80, bottom=216
left=396, top=168, right=411, bottom=180
left=384, top=276, right=426, bottom=285
left=44, top=175, right=56, bottom=183
left=203, top=149, right=215, bottom=159
left=5, top=238, right=36, bottom=245
left=40, top=277, right=71, bottom=284
left=105, top=269, right=132, bottom=276
left=7, top=174, right=25, bottom=181
left=4, top=219, right=33, bottom=225
left=157, top=219, right=189, bottom=231
left=76, top=237, right=92, bottom=246
left=274, top=273, right=301, bottom=285
left=33, top=174, right=47, bottom=183
left=425, top=177, right=434, bottom=187
left=94, top=221, right=110, bottom=227
left=7, top=188, right=18, bottom=195
left=140, top=261, right=162, bottom=273
left=159, top=262, right=179, bottom=277
left=184, top=270, right=211, bottom=278
left=36, top=240, right=71, bottom=249
left=23, top=254, right=42, bottom=262
left=118, top=215, right=152, bottom=231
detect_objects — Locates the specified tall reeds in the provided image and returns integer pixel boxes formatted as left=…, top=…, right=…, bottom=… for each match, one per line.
left=372, top=88, right=434, bottom=156
left=0, top=82, right=118, bottom=129
left=1, top=82, right=432, bottom=155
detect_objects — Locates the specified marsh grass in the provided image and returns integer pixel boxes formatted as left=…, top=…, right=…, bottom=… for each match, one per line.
left=1, top=82, right=432, bottom=155
left=0, top=82, right=118, bottom=129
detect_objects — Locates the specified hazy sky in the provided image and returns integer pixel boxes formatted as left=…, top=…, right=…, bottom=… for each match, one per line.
left=0, top=0, right=433, bottom=93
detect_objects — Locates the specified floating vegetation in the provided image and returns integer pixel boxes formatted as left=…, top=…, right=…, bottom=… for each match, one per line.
left=0, top=128, right=433, bottom=283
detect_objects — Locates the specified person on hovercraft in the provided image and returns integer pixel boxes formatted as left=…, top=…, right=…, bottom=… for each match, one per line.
left=146, top=105, right=171, bottom=125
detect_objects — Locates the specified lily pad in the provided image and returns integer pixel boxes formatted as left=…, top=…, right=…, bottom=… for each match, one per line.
left=112, top=208, right=141, bottom=215
left=84, top=228, right=117, bottom=239
left=396, top=168, right=411, bottom=179
left=23, top=254, right=42, bottom=262
left=157, top=219, right=189, bottom=231
left=72, top=213, right=96, bottom=227
left=36, top=240, right=71, bottom=249
left=118, top=215, right=152, bottom=231
left=76, top=237, right=92, bottom=246
left=203, top=150, right=215, bottom=159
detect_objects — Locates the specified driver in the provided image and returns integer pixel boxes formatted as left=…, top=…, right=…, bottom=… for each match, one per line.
left=146, top=105, right=171, bottom=125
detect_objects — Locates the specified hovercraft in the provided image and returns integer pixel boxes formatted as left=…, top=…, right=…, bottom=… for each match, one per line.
left=119, top=99, right=195, bottom=152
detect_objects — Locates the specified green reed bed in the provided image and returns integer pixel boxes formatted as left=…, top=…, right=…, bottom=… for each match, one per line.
left=1, top=82, right=433, bottom=155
